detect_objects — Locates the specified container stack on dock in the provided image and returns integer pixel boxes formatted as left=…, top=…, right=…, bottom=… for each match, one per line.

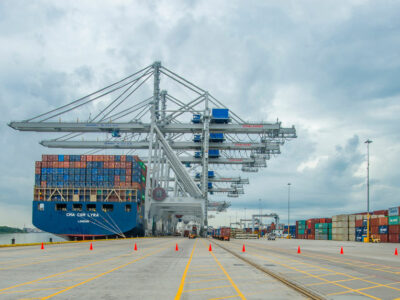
left=332, top=215, right=349, bottom=241
left=388, top=207, right=400, bottom=243
left=348, top=215, right=356, bottom=241
left=295, top=206, right=400, bottom=243
left=296, top=220, right=306, bottom=239
left=315, top=219, right=332, bottom=240
left=355, top=215, right=367, bottom=242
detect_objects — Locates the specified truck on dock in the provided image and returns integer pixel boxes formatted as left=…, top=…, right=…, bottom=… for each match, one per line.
left=212, top=227, right=231, bottom=241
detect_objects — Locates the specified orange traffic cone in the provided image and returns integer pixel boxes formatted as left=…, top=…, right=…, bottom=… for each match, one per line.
left=297, top=246, right=301, bottom=254
left=134, top=243, right=137, bottom=251
left=209, top=244, right=212, bottom=251
left=242, top=244, right=246, bottom=252
left=90, top=242, right=93, bottom=251
left=175, top=243, right=179, bottom=251
left=340, top=246, right=344, bottom=254
left=41, top=242, right=44, bottom=250
left=395, top=248, right=398, bottom=256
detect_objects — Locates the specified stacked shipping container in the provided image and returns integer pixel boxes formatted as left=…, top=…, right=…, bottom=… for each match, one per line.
left=332, top=215, right=349, bottom=241
left=295, top=207, right=400, bottom=243
left=34, top=155, right=147, bottom=204
left=35, top=154, right=146, bottom=189
left=388, top=207, right=400, bottom=243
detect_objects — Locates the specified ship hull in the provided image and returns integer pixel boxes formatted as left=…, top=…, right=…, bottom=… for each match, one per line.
left=33, top=201, right=143, bottom=239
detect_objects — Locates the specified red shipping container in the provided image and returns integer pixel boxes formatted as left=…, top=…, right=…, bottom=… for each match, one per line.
left=115, top=176, right=120, bottom=182
left=355, top=220, right=363, bottom=227
left=35, top=161, right=41, bottom=168
left=121, top=155, right=126, bottom=162
left=64, top=155, right=69, bottom=161
left=41, top=181, right=47, bottom=187
left=110, top=162, right=115, bottom=168
left=371, top=218, right=378, bottom=226
left=115, top=162, right=121, bottom=168
left=42, top=155, right=49, bottom=161
left=373, top=210, right=388, bottom=216
left=126, top=169, right=132, bottom=175
left=389, top=234, right=399, bottom=243
left=380, top=234, right=388, bottom=243
left=389, top=225, right=400, bottom=234
left=81, top=162, right=86, bottom=168
left=126, top=162, right=132, bottom=168
left=371, top=226, right=379, bottom=234
left=308, top=234, right=315, bottom=240
left=378, top=217, right=388, bottom=226
left=121, top=162, right=126, bottom=168
left=87, top=155, right=93, bottom=162
left=126, top=176, right=131, bottom=182
left=35, top=167, right=40, bottom=174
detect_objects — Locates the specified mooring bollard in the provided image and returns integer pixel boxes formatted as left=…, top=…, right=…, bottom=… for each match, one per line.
left=11, top=238, right=15, bottom=245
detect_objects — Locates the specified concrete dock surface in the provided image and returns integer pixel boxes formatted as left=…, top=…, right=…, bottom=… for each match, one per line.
left=0, top=237, right=399, bottom=299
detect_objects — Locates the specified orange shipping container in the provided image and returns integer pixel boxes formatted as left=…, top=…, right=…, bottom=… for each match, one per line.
left=121, top=162, right=126, bottom=168
left=81, top=162, right=86, bottom=168
left=35, top=167, right=41, bottom=174
left=126, top=169, right=132, bottom=175
left=35, top=161, right=41, bottom=168
left=64, top=155, right=70, bottom=161
left=41, top=181, right=47, bottom=187
left=110, top=162, right=115, bottom=168
left=126, top=162, right=132, bottom=168
left=121, top=155, right=126, bottom=162
left=115, top=162, right=121, bottom=168
left=87, top=155, right=93, bottom=162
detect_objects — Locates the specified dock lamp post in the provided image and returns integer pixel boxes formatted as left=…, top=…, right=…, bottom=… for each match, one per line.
left=288, top=183, right=291, bottom=239
left=365, top=139, right=372, bottom=243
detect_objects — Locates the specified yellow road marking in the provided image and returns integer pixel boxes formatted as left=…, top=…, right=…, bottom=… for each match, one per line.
left=41, top=244, right=172, bottom=299
left=249, top=251, right=381, bottom=300
left=186, top=278, right=227, bottom=284
left=237, top=240, right=400, bottom=274
left=208, top=295, right=239, bottom=300
left=174, top=240, right=197, bottom=300
left=0, top=238, right=160, bottom=270
left=305, top=276, right=374, bottom=286
left=0, top=287, right=67, bottom=294
left=183, top=285, right=232, bottom=293
left=208, top=248, right=246, bottom=299
left=241, top=243, right=400, bottom=296
left=0, top=240, right=171, bottom=293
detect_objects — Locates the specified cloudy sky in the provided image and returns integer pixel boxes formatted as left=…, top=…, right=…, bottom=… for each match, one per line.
left=1, top=0, right=400, bottom=228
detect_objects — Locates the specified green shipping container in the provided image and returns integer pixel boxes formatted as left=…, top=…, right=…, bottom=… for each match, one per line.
left=328, top=223, right=332, bottom=228
left=388, top=216, right=400, bottom=225
left=297, top=220, right=306, bottom=225
left=298, top=229, right=305, bottom=235
left=298, top=225, right=305, bottom=230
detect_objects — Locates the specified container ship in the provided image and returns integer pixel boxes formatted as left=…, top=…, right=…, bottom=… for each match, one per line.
left=33, top=154, right=146, bottom=240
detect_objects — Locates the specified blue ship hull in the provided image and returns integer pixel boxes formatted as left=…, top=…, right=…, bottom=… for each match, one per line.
left=33, top=201, right=143, bottom=239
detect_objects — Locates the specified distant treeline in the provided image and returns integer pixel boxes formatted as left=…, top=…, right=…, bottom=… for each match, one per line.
left=0, top=226, right=25, bottom=234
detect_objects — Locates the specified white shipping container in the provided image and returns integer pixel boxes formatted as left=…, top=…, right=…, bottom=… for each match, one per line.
left=348, top=234, right=356, bottom=241
left=332, top=234, right=349, bottom=241
left=332, top=215, right=349, bottom=222
left=332, top=228, right=349, bottom=235
left=332, top=221, right=349, bottom=228
left=349, top=221, right=356, bottom=228
left=348, top=215, right=356, bottom=221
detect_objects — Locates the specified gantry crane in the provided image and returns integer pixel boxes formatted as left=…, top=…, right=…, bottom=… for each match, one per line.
left=9, top=61, right=296, bottom=235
